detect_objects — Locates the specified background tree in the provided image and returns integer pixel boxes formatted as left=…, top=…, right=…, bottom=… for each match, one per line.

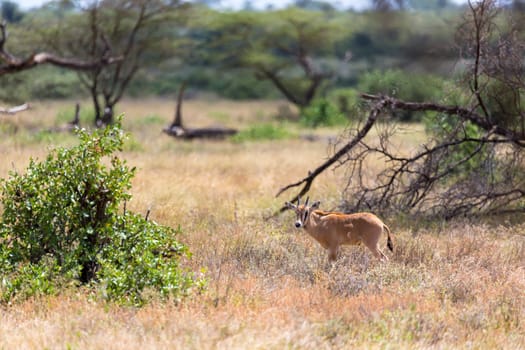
left=192, top=7, right=348, bottom=109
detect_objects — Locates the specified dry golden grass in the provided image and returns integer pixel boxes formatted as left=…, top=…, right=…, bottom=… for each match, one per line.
left=0, top=98, right=524, bottom=349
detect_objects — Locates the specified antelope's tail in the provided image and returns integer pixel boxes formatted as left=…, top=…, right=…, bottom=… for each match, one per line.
left=384, top=224, right=394, bottom=252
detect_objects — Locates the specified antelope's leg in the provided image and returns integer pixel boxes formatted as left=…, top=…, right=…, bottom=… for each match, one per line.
left=327, top=246, right=339, bottom=262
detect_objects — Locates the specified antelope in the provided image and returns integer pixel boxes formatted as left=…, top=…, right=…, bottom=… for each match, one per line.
left=285, top=197, right=393, bottom=262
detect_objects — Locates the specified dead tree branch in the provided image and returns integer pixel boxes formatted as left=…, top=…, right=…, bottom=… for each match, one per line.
left=0, top=103, right=29, bottom=115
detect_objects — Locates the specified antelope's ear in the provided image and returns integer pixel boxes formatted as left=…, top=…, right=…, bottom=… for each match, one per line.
left=311, top=201, right=321, bottom=209
left=285, top=201, right=296, bottom=210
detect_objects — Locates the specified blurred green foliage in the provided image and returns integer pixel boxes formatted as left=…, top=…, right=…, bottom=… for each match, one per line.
left=0, top=2, right=462, bottom=112
left=1, top=0, right=24, bottom=23
left=55, top=104, right=95, bottom=125
left=232, top=123, right=294, bottom=142
left=300, top=99, right=349, bottom=127
left=0, top=67, right=84, bottom=103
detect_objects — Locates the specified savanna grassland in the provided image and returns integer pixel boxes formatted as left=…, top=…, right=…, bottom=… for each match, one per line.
left=0, top=98, right=524, bottom=349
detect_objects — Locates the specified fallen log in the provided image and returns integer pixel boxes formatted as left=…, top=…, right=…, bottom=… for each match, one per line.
left=163, top=125, right=237, bottom=140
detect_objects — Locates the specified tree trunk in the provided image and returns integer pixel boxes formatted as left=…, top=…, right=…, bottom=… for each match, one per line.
left=92, top=90, right=102, bottom=127
left=172, top=81, right=187, bottom=128
left=80, top=260, right=98, bottom=284
left=101, top=104, right=114, bottom=126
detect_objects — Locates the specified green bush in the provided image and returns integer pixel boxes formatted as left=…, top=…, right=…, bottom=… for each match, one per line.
left=0, top=118, right=202, bottom=305
left=424, top=112, right=487, bottom=175
left=300, top=99, right=349, bottom=127
left=232, top=123, right=293, bottom=142
left=422, top=81, right=487, bottom=175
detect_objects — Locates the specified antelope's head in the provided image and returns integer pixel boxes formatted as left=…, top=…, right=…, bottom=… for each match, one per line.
left=285, top=196, right=320, bottom=229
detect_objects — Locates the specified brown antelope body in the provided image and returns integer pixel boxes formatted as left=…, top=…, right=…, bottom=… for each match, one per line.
left=285, top=197, right=393, bottom=262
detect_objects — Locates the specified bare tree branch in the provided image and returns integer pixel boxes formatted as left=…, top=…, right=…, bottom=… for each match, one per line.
left=467, top=0, right=495, bottom=119
left=0, top=103, right=30, bottom=114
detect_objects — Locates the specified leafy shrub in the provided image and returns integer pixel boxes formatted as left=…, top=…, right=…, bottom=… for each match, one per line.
left=424, top=112, right=488, bottom=175
left=483, top=79, right=525, bottom=133
left=421, top=81, right=487, bottom=174
left=0, top=119, right=201, bottom=305
left=97, top=213, right=199, bottom=305
left=300, top=99, right=349, bottom=127
left=232, top=123, right=293, bottom=142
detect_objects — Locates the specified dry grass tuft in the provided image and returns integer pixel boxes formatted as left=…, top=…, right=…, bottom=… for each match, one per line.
left=1, top=98, right=524, bottom=349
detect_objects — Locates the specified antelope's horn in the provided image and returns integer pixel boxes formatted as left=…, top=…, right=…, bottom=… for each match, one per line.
left=297, top=196, right=300, bottom=206
left=305, top=196, right=310, bottom=207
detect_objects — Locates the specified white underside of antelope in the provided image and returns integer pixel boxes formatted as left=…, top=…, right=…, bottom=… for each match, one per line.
left=285, top=197, right=393, bottom=262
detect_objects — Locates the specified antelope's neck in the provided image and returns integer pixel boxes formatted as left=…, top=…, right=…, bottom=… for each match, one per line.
left=304, top=210, right=320, bottom=231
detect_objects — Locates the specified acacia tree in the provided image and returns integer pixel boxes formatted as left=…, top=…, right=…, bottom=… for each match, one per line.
left=278, top=0, right=525, bottom=220
left=194, top=7, right=347, bottom=109
left=41, top=0, right=185, bottom=126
